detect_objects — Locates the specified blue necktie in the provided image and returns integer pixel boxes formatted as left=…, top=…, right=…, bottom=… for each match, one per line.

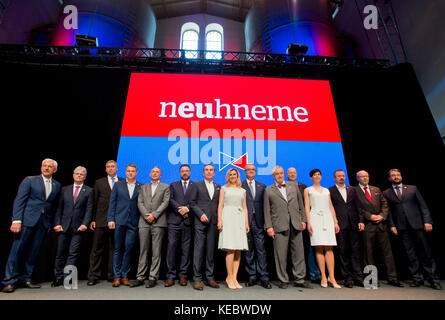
left=183, top=181, right=187, bottom=195
left=111, top=177, right=116, bottom=189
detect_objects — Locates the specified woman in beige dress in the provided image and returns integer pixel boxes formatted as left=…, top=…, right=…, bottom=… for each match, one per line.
left=217, top=168, right=249, bottom=289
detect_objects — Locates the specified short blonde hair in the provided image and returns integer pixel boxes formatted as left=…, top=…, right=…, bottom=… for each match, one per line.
left=225, top=168, right=242, bottom=187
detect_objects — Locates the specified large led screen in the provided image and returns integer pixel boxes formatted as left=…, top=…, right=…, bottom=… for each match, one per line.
left=116, top=73, right=348, bottom=186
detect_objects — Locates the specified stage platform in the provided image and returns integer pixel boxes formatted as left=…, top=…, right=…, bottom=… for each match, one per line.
left=1, top=280, right=444, bottom=300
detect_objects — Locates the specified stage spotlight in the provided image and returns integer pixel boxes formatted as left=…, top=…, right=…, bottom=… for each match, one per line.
left=287, top=43, right=309, bottom=55
left=75, top=34, right=99, bottom=47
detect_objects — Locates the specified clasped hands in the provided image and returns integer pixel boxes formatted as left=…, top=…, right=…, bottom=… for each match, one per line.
left=145, top=213, right=155, bottom=224
left=178, top=206, right=189, bottom=219
left=53, top=224, right=87, bottom=232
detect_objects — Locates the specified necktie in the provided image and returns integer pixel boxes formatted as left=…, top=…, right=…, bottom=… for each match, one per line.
left=73, top=185, right=80, bottom=204
left=395, top=185, right=402, bottom=199
left=111, top=177, right=116, bottom=189
left=364, top=186, right=373, bottom=204
left=279, top=183, right=286, bottom=188
left=249, top=181, right=255, bottom=198
left=183, top=181, right=187, bottom=195
left=45, top=179, right=51, bottom=199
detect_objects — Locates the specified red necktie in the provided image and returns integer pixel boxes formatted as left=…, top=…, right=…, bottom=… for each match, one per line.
left=364, top=186, right=373, bottom=204
left=73, top=186, right=80, bottom=204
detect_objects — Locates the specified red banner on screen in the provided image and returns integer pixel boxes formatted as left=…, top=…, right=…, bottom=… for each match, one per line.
left=121, top=73, right=341, bottom=142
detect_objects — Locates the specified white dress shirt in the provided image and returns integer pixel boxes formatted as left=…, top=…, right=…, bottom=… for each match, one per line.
left=205, top=179, right=215, bottom=199
left=127, top=179, right=136, bottom=199
left=336, top=184, right=347, bottom=202
left=73, top=183, right=83, bottom=197
left=359, top=183, right=370, bottom=194
left=393, top=183, right=403, bottom=196
left=275, top=182, right=287, bottom=201
left=43, top=174, right=52, bottom=199
left=151, top=180, right=160, bottom=197
left=107, top=175, right=117, bottom=190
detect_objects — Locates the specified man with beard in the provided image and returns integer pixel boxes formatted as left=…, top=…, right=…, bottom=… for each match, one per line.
left=384, top=169, right=442, bottom=290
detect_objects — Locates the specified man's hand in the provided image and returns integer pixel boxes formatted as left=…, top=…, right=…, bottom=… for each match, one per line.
left=301, top=222, right=306, bottom=231
left=266, top=227, right=275, bottom=239
left=424, top=223, right=433, bottom=232
left=390, top=227, right=398, bottom=235
left=178, top=206, right=189, bottom=216
left=358, top=223, right=365, bottom=232
left=200, top=214, right=209, bottom=223
left=145, top=213, right=155, bottom=224
left=108, top=222, right=115, bottom=230
left=90, top=221, right=96, bottom=231
left=370, top=215, right=383, bottom=223
left=10, top=222, right=22, bottom=233
left=54, top=225, right=63, bottom=232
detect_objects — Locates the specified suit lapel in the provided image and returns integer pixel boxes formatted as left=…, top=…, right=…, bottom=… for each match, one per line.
left=332, top=186, right=345, bottom=204
left=74, top=185, right=87, bottom=207
left=272, top=185, right=287, bottom=202
left=38, top=175, right=47, bottom=200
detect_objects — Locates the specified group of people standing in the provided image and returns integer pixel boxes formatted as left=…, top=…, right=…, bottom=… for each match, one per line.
left=1, top=158, right=442, bottom=293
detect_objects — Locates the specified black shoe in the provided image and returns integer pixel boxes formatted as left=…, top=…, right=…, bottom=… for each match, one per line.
left=51, top=279, right=63, bottom=287
left=2, top=283, right=16, bottom=293
left=146, top=280, right=157, bottom=288
left=261, top=280, right=272, bottom=289
left=130, top=279, right=144, bottom=288
left=345, top=281, right=354, bottom=288
left=294, top=281, right=313, bottom=289
left=24, top=281, right=41, bottom=289
left=245, top=279, right=257, bottom=287
left=353, top=279, right=364, bottom=287
left=87, top=279, right=98, bottom=286
left=387, top=280, right=404, bottom=287
left=278, top=282, right=288, bottom=289
left=409, top=280, right=423, bottom=287
left=431, top=282, right=443, bottom=290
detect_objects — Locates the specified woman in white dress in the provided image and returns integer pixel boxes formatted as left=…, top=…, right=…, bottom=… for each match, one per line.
left=217, top=168, right=250, bottom=290
left=304, top=169, right=341, bottom=288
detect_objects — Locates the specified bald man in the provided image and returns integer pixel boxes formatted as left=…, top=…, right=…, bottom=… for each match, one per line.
left=355, top=170, right=402, bottom=287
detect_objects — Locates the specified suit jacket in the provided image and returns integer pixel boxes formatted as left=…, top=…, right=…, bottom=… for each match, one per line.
left=329, top=185, right=364, bottom=229
left=92, top=176, right=125, bottom=228
left=168, top=180, right=198, bottom=226
left=191, top=180, right=221, bottom=225
left=355, top=185, right=388, bottom=231
left=137, top=182, right=170, bottom=228
left=12, top=175, right=61, bottom=228
left=107, top=180, right=143, bottom=228
left=54, top=184, right=94, bottom=231
left=241, top=179, right=266, bottom=229
left=264, top=182, right=306, bottom=232
left=383, top=184, right=433, bottom=230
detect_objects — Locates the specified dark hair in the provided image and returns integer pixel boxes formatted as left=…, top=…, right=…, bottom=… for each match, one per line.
left=180, top=164, right=191, bottom=171
left=388, top=168, right=401, bottom=177
left=203, top=163, right=215, bottom=171
left=309, top=169, right=321, bottom=177
left=126, top=163, right=138, bottom=170
left=333, top=169, right=345, bottom=177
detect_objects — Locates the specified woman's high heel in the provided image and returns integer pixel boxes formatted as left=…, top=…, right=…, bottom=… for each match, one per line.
left=320, top=278, right=328, bottom=288
left=328, top=278, right=341, bottom=289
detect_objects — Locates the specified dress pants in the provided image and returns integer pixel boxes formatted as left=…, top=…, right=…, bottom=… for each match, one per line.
left=302, top=230, right=321, bottom=280
left=166, top=222, right=192, bottom=279
left=337, top=228, right=363, bottom=282
left=2, top=216, right=47, bottom=285
left=136, top=225, right=165, bottom=281
left=113, top=225, right=138, bottom=279
left=193, top=222, right=217, bottom=281
left=244, top=221, right=269, bottom=281
left=273, top=227, right=306, bottom=284
left=363, top=225, right=397, bottom=281
left=88, top=227, right=115, bottom=281
left=54, top=229, right=83, bottom=279
left=399, top=227, right=439, bottom=284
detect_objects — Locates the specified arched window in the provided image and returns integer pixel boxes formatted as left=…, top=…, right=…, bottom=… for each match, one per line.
left=205, top=23, right=223, bottom=60
left=180, top=22, right=199, bottom=59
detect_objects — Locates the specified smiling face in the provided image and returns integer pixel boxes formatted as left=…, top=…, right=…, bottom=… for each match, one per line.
left=228, top=169, right=238, bottom=184
left=356, top=170, right=369, bottom=186
left=310, top=171, right=322, bottom=183
left=180, top=166, right=191, bottom=180
left=126, top=165, right=138, bottom=181
left=273, top=168, right=285, bottom=184
left=388, top=170, right=402, bottom=185
left=334, top=170, right=345, bottom=185
left=244, top=164, right=256, bottom=180
left=150, top=167, right=161, bottom=182
left=286, top=168, right=297, bottom=182
left=41, top=160, right=57, bottom=178
left=203, top=164, right=215, bottom=181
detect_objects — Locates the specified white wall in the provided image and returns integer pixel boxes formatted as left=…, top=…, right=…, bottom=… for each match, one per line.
left=154, top=13, right=246, bottom=52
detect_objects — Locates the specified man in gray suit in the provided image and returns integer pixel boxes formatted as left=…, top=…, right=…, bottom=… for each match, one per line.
left=264, top=166, right=311, bottom=289
left=131, top=166, right=170, bottom=288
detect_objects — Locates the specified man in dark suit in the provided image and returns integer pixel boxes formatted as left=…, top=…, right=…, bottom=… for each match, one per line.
left=264, top=166, right=310, bottom=289
left=52, top=166, right=94, bottom=287
left=287, top=167, right=321, bottom=283
left=131, top=166, right=170, bottom=288
left=107, top=164, right=142, bottom=287
left=355, top=170, right=403, bottom=287
left=384, top=169, right=442, bottom=290
left=2, top=159, right=61, bottom=293
left=87, top=160, right=124, bottom=286
left=329, top=169, right=364, bottom=288
left=190, top=164, right=221, bottom=290
left=165, top=164, right=197, bottom=287
left=242, top=164, right=271, bottom=289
